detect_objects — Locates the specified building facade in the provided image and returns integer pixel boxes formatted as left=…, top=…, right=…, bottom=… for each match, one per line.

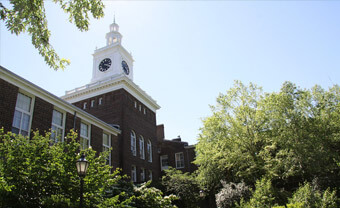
left=0, top=20, right=196, bottom=182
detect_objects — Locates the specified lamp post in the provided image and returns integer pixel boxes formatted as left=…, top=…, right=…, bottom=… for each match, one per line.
left=76, top=154, right=89, bottom=208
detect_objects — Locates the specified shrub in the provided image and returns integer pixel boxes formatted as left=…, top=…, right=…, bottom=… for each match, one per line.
left=215, top=181, right=250, bottom=208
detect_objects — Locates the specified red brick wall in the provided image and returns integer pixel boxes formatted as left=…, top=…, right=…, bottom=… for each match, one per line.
left=160, top=140, right=197, bottom=174
left=31, top=97, right=54, bottom=136
left=0, top=79, right=18, bottom=132
left=64, top=112, right=81, bottom=142
left=73, top=88, right=160, bottom=182
left=90, top=124, right=103, bottom=155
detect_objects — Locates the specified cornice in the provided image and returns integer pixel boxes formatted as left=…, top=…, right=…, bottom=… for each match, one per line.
left=61, top=75, right=160, bottom=112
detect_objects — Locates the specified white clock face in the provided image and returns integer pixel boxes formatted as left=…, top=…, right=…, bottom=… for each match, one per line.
left=98, top=58, right=112, bottom=72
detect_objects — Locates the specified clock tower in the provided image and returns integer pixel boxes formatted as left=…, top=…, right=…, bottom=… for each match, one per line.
left=91, top=19, right=134, bottom=83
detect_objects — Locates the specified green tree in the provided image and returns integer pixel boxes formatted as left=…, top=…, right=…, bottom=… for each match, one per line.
left=0, top=129, right=130, bottom=207
left=0, top=0, right=104, bottom=70
left=288, top=182, right=338, bottom=208
left=162, top=167, right=201, bottom=208
left=195, top=81, right=340, bottom=200
left=239, top=178, right=276, bottom=208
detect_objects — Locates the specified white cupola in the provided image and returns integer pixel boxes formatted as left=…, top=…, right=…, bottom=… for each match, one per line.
left=106, top=17, right=122, bottom=46
left=90, top=17, right=134, bottom=84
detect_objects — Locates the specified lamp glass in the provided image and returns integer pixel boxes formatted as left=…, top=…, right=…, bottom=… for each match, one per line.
left=76, top=155, right=89, bottom=177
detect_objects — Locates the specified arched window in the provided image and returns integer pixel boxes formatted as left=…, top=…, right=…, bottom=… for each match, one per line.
left=139, top=135, right=145, bottom=159
left=147, top=140, right=152, bottom=162
left=131, top=131, right=136, bottom=156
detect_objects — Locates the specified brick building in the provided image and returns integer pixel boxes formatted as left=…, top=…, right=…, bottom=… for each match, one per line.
left=0, top=20, right=196, bottom=182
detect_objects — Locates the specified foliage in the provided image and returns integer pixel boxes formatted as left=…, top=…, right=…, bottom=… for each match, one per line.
left=195, top=81, right=340, bottom=195
left=215, top=181, right=250, bottom=208
left=162, top=167, right=201, bottom=208
left=133, top=181, right=178, bottom=208
left=239, top=178, right=276, bottom=208
left=0, top=129, right=130, bottom=207
left=0, top=0, right=105, bottom=70
left=288, top=182, right=338, bottom=208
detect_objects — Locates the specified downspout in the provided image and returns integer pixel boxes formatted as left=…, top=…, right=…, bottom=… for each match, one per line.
left=73, top=111, right=77, bottom=130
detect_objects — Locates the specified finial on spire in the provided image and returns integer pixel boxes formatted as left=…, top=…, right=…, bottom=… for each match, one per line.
left=113, top=13, right=116, bottom=24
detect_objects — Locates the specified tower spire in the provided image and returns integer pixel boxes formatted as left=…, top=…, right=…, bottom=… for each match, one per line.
left=113, top=14, right=116, bottom=24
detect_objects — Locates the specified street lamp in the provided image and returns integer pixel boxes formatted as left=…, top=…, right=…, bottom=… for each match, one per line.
left=76, top=154, right=89, bottom=208
left=200, top=190, right=205, bottom=197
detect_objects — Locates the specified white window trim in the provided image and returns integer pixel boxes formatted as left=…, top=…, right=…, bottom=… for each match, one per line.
left=91, top=100, right=95, bottom=108
left=147, top=140, right=152, bottom=163
left=103, top=132, right=111, bottom=166
left=83, top=102, right=87, bottom=110
left=160, top=155, right=169, bottom=171
left=131, top=165, right=137, bottom=182
left=131, top=131, right=136, bottom=156
left=99, top=97, right=103, bottom=105
left=139, top=135, right=145, bottom=160
left=175, top=152, right=185, bottom=169
left=80, top=122, right=91, bottom=150
left=12, top=91, right=35, bottom=137
left=51, top=108, right=65, bottom=143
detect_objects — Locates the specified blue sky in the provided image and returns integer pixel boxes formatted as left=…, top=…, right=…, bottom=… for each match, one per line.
left=1, top=1, right=340, bottom=145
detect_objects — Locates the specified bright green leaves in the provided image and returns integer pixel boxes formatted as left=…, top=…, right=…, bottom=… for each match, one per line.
left=0, top=129, right=122, bottom=207
left=0, top=0, right=105, bottom=70
left=195, top=81, right=340, bottom=199
left=53, top=0, right=104, bottom=32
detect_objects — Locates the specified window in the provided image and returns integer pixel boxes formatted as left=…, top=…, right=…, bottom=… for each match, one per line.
left=51, top=109, right=64, bottom=142
left=143, top=108, right=146, bottom=115
left=134, top=101, right=137, bottom=108
left=83, top=102, right=87, bottom=110
left=103, top=133, right=111, bottom=165
left=131, top=165, right=137, bottom=182
left=148, top=170, right=153, bottom=181
left=175, top=152, right=185, bottom=169
left=139, top=136, right=145, bottom=159
left=147, top=140, right=152, bottom=162
left=160, top=155, right=169, bottom=171
left=99, top=97, right=103, bottom=105
left=131, top=131, right=136, bottom=156
left=12, top=93, right=33, bottom=136
left=139, top=104, right=141, bottom=111
left=91, top=100, right=95, bottom=107
left=140, top=168, right=145, bottom=182
left=80, top=123, right=90, bottom=150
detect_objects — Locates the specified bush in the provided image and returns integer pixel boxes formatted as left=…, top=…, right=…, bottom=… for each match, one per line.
left=288, top=182, right=338, bottom=208
left=0, top=129, right=128, bottom=207
left=215, top=181, right=250, bottom=208
left=239, top=178, right=276, bottom=208
left=162, top=167, right=200, bottom=208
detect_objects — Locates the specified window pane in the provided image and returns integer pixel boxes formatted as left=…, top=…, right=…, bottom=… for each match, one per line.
left=11, top=127, right=20, bottom=134
left=16, top=93, right=31, bottom=112
left=80, top=123, right=88, bottom=137
left=21, top=113, right=30, bottom=131
left=52, top=110, right=63, bottom=126
left=51, top=125, right=57, bottom=141
left=12, top=110, right=22, bottom=128
left=103, top=133, right=109, bottom=146
left=21, top=130, right=28, bottom=136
